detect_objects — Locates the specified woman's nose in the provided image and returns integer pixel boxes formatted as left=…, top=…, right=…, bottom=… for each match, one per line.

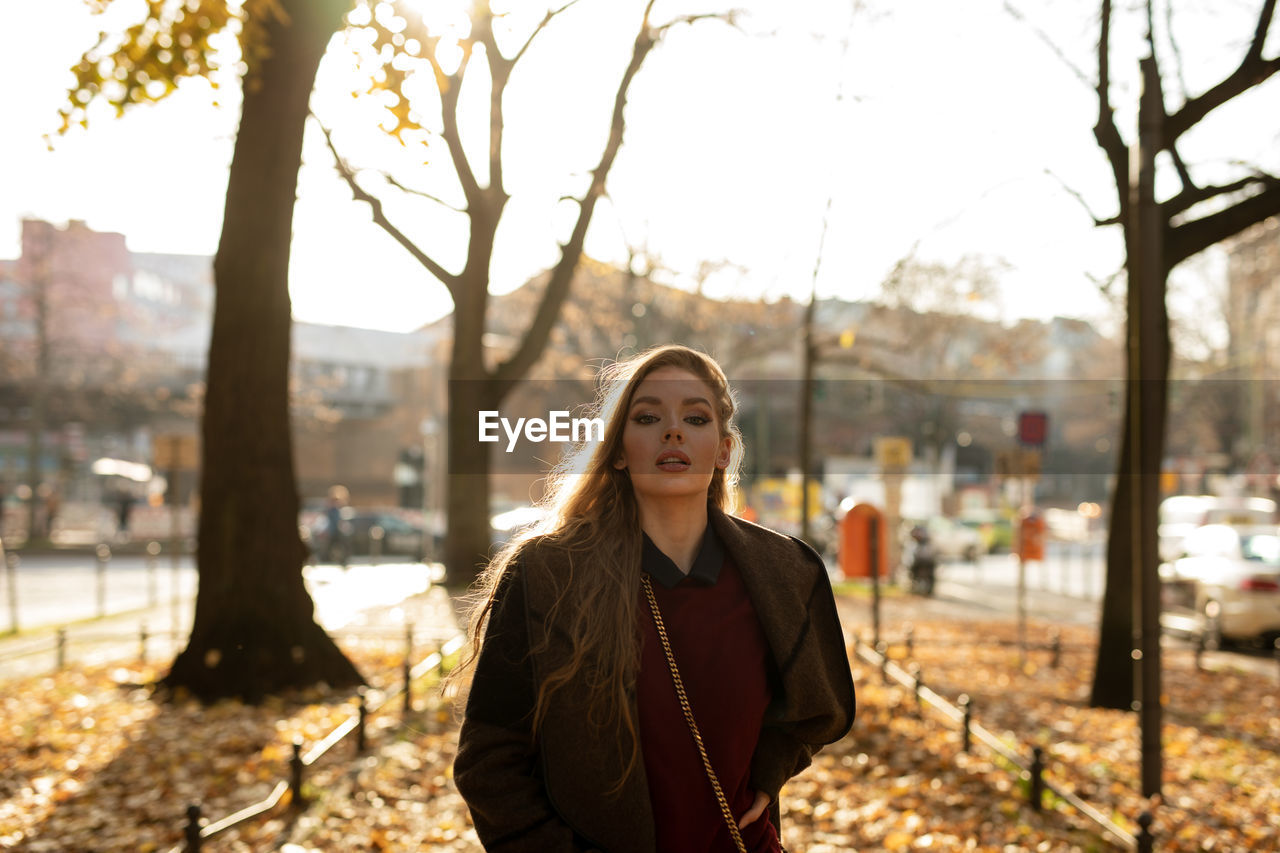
left=663, top=424, right=683, bottom=442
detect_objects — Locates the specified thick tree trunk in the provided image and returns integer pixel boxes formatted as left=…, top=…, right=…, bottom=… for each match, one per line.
left=162, top=0, right=361, bottom=702
left=1091, top=143, right=1170, bottom=711
left=443, top=344, right=499, bottom=591
left=1090, top=295, right=1172, bottom=706
left=1092, top=421, right=1138, bottom=709
left=442, top=311, right=496, bottom=584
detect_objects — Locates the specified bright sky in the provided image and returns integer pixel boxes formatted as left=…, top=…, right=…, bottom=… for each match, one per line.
left=2, top=0, right=1275, bottom=335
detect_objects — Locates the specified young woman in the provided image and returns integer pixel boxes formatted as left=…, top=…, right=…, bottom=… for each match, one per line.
left=454, top=345, right=855, bottom=853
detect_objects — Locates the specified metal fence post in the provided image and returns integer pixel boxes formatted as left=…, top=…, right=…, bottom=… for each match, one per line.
left=139, top=622, right=148, bottom=664
left=911, top=663, right=923, bottom=712
left=876, top=642, right=888, bottom=685
left=1029, top=746, right=1044, bottom=812
left=4, top=552, right=18, bottom=634
left=56, top=627, right=67, bottom=670
left=146, top=541, right=161, bottom=608
left=904, top=623, right=915, bottom=658
left=959, top=694, right=972, bottom=753
left=184, top=803, right=203, bottom=852
left=171, top=538, right=182, bottom=643
left=289, top=738, right=304, bottom=805
left=1050, top=629, right=1061, bottom=669
left=357, top=688, right=368, bottom=754
left=1137, top=811, right=1155, bottom=853
left=95, top=544, right=111, bottom=619
left=404, top=623, right=415, bottom=715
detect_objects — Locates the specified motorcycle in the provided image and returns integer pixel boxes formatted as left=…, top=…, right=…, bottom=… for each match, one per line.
left=905, top=525, right=937, bottom=596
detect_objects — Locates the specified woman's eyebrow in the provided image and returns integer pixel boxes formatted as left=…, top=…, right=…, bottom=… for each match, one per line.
left=628, top=395, right=712, bottom=408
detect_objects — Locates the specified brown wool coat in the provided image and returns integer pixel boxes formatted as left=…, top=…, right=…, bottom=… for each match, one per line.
left=453, top=507, right=856, bottom=853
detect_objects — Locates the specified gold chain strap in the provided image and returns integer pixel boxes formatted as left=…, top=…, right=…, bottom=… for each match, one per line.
left=641, top=574, right=749, bottom=853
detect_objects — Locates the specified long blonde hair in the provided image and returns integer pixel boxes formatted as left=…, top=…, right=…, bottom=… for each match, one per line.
left=457, top=344, right=744, bottom=783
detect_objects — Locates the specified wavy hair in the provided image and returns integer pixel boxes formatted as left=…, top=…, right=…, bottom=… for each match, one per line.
left=455, top=344, right=744, bottom=786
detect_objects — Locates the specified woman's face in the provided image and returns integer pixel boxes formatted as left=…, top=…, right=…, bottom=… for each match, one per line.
left=613, top=366, right=732, bottom=509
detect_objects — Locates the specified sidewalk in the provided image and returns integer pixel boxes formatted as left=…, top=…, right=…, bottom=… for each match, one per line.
left=0, top=560, right=464, bottom=680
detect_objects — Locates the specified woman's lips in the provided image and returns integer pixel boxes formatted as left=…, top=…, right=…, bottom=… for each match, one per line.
left=655, top=450, right=691, bottom=470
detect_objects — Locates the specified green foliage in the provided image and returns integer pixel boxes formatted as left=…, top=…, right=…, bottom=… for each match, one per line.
left=58, top=0, right=290, bottom=134
left=60, top=0, right=440, bottom=146
left=341, top=0, right=434, bottom=144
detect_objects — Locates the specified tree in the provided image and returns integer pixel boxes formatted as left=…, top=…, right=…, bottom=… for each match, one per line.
left=322, top=0, right=732, bottom=588
left=63, top=0, right=363, bottom=701
left=1079, top=0, right=1280, bottom=710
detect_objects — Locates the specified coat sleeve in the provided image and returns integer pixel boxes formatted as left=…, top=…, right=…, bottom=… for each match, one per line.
left=749, top=538, right=855, bottom=804
left=453, top=565, right=595, bottom=852
left=749, top=725, right=817, bottom=803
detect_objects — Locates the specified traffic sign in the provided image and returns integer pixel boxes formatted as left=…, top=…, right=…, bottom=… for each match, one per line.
left=875, top=436, right=912, bottom=470
left=153, top=434, right=199, bottom=471
left=1018, top=411, right=1048, bottom=447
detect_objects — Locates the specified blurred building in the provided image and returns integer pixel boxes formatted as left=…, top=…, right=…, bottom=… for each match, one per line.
left=1225, top=215, right=1280, bottom=492
left=0, top=218, right=449, bottom=538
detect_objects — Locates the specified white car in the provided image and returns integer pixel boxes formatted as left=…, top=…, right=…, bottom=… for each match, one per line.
left=1160, top=524, right=1280, bottom=648
left=1159, top=495, right=1276, bottom=562
left=923, top=516, right=985, bottom=562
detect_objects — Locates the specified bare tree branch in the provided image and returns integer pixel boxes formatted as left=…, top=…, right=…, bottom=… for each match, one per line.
left=1166, top=179, right=1280, bottom=269
left=1093, top=0, right=1130, bottom=230
left=510, top=0, right=584, bottom=67
left=316, top=119, right=462, bottom=296
left=1002, top=1, right=1091, bottom=86
left=381, top=172, right=467, bottom=214
left=1165, top=0, right=1280, bottom=143
left=424, top=36, right=483, bottom=205
left=1163, top=0, right=1189, bottom=99
left=476, top=12, right=510, bottom=202
left=1086, top=268, right=1124, bottom=300
left=1163, top=173, right=1271, bottom=220
left=1045, top=167, right=1117, bottom=226
left=652, top=10, right=743, bottom=37
left=1168, top=142, right=1195, bottom=194
left=492, top=0, right=662, bottom=391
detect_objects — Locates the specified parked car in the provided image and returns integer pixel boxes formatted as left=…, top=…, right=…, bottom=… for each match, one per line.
left=303, top=507, right=429, bottom=561
left=958, top=509, right=1014, bottom=553
left=917, top=516, right=984, bottom=562
left=1160, top=523, right=1280, bottom=649
left=1159, top=494, right=1276, bottom=562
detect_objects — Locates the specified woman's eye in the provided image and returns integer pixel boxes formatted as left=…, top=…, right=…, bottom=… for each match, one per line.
left=685, top=414, right=710, bottom=426
left=633, top=413, right=659, bottom=425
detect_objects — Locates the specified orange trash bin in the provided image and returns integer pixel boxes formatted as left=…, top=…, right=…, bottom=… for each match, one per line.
left=840, top=503, right=889, bottom=579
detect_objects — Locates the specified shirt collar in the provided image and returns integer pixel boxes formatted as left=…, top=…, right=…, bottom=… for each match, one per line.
left=642, top=523, right=725, bottom=589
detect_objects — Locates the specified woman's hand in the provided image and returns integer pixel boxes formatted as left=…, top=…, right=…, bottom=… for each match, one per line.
left=738, top=791, right=770, bottom=829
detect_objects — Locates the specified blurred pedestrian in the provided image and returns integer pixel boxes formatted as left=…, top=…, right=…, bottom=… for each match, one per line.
left=116, top=490, right=134, bottom=538
left=325, top=485, right=350, bottom=566
left=454, top=345, right=855, bottom=852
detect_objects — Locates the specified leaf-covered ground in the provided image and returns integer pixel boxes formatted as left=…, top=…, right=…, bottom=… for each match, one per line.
left=3, top=620, right=1277, bottom=851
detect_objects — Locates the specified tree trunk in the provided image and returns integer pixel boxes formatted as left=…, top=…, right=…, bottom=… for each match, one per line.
left=162, top=0, right=361, bottom=703
left=443, top=342, right=500, bottom=591
left=1092, top=419, right=1138, bottom=709
left=1091, top=87, right=1170, bottom=710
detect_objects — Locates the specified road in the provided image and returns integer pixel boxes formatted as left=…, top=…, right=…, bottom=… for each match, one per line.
left=1, top=552, right=199, bottom=634
left=860, top=546, right=1278, bottom=681
left=0, top=554, right=453, bottom=679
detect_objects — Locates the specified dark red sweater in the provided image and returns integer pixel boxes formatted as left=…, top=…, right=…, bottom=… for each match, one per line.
left=637, top=529, right=782, bottom=853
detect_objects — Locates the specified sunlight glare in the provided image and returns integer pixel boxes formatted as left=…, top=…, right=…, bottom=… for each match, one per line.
left=398, top=0, right=473, bottom=39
